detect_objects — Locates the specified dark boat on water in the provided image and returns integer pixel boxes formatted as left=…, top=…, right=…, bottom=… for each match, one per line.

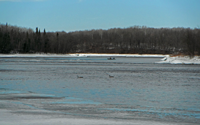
left=107, top=57, right=115, bottom=60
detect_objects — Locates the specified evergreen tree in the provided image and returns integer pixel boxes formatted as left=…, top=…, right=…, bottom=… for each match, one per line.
left=1, top=33, right=11, bottom=53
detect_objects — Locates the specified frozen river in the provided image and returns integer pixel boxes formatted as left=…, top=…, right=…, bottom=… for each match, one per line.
left=0, top=56, right=200, bottom=124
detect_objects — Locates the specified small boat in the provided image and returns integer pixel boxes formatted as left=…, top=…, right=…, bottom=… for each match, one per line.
left=107, top=57, right=115, bottom=60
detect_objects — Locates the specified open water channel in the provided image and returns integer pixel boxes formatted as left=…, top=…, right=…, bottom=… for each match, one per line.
left=0, top=56, right=200, bottom=124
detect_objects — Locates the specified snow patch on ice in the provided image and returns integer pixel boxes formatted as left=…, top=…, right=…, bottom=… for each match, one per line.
left=157, top=55, right=200, bottom=65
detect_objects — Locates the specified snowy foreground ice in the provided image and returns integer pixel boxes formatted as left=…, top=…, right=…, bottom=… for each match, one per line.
left=0, top=53, right=200, bottom=64
left=1, top=109, right=187, bottom=125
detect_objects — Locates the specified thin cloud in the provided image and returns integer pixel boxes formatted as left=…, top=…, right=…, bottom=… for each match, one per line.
left=0, top=0, right=46, bottom=2
left=78, top=0, right=83, bottom=3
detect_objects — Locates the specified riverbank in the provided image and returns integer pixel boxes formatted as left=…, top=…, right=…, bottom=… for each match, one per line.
left=157, top=55, right=200, bottom=64
left=0, top=53, right=200, bottom=64
left=0, top=53, right=166, bottom=58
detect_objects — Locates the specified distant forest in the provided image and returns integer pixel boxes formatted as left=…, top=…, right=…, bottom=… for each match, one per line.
left=0, top=24, right=200, bottom=56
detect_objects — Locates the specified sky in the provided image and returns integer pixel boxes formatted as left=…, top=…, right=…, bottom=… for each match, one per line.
left=0, top=0, right=200, bottom=32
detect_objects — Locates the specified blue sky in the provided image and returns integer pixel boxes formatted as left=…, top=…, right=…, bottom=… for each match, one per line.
left=0, top=0, right=200, bottom=32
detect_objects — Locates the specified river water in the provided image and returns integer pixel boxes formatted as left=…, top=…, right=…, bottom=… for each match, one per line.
left=0, top=56, right=200, bottom=124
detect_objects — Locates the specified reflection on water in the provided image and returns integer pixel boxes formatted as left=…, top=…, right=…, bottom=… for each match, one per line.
left=0, top=57, right=200, bottom=123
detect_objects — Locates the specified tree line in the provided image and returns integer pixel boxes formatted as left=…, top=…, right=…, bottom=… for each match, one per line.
left=0, top=24, right=200, bottom=56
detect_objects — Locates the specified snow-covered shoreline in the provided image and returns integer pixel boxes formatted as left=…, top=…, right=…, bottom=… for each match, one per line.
left=0, top=53, right=200, bottom=64
left=156, top=55, right=200, bottom=65
left=0, top=53, right=165, bottom=58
